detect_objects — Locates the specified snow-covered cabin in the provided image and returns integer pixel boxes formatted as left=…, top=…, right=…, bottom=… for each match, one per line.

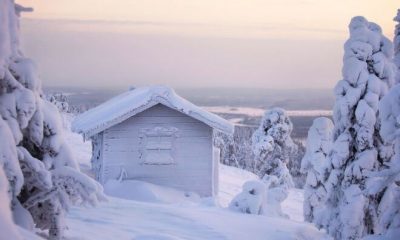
left=72, top=86, right=234, bottom=197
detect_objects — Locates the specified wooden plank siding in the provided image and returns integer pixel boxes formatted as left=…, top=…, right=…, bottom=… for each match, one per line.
left=100, top=104, right=215, bottom=197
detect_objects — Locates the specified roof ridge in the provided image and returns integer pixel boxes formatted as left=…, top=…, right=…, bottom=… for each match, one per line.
left=72, top=86, right=234, bottom=139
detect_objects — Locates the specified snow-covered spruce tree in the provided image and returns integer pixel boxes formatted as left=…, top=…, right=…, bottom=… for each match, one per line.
left=0, top=1, right=104, bottom=239
left=323, top=17, right=396, bottom=239
left=251, top=108, right=295, bottom=189
left=394, top=9, right=400, bottom=84
left=214, top=131, right=238, bottom=167
left=0, top=116, right=24, bottom=239
left=300, top=117, right=333, bottom=226
left=233, top=126, right=255, bottom=171
left=361, top=84, right=400, bottom=238
left=288, top=139, right=306, bottom=188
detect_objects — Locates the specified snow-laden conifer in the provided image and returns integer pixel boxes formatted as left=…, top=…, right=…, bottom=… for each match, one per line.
left=0, top=1, right=105, bottom=239
left=323, top=16, right=396, bottom=239
left=251, top=108, right=295, bottom=189
left=301, top=117, right=333, bottom=227
left=394, top=9, right=400, bottom=84
left=363, top=84, right=400, bottom=238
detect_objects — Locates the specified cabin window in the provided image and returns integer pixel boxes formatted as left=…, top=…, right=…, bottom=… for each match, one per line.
left=139, top=127, right=178, bottom=165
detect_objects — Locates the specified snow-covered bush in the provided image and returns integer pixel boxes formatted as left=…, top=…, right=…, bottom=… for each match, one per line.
left=229, top=178, right=289, bottom=218
left=394, top=9, right=400, bottom=84
left=215, top=123, right=305, bottom=185
left=229, top=180, right=266, bottom=215
left=301, top=117, right=333, bottom=226
left=252, top=108, right=295, bottom=190
left=0, top=1, right=105, bottom=239
left=261, top=175, right=289, bottom=218
left=323, top=16, right=396, bottom=239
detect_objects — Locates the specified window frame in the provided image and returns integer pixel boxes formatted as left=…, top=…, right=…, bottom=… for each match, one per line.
left=138, top=126, right=179, bottom=165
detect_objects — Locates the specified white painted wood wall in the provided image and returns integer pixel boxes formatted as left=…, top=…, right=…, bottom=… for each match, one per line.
left=98, top=104, right=217, bottom=197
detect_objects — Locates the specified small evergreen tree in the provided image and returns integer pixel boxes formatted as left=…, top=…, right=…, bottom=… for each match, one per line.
left=214, top=131, right=238, bottom=167
left=233, top=126, right=255, bottom=171
left=301, top=117, right=333, bottom=227
left=288, top=139, right=306, bottom=188
left=252, top=108, right=295, bottom=189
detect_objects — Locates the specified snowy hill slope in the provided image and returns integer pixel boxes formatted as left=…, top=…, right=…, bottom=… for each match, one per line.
left=65, top=195, right=327, bottom=240
left=63, top=115, right=329, bottom=240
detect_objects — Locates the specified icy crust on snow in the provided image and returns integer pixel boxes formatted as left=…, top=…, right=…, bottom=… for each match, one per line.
left=72, top=85, right=234, bottom=139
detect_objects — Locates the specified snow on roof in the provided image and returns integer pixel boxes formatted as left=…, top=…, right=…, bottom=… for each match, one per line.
left=72, top=85, right=234, bottom=139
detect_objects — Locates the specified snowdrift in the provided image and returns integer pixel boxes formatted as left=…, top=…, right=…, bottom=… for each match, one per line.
left=104, top=179, right=200, bottom=204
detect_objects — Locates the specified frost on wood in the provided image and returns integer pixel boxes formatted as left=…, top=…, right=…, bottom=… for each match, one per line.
left=301, top=117, right=333, bottom=227
left=91, top=133, right=103, bottom=183
left=0, top=1, right=104, bottom=239
left=323, top=16, right=396, bottom=239
left=251, top=108, right=295, bottom=190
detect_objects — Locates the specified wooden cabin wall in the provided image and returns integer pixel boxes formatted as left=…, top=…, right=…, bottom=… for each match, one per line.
left=100, top=104, right=215, bottom=197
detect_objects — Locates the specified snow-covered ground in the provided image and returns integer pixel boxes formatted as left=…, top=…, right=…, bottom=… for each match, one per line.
left=63, top=115, right=329, bottom=240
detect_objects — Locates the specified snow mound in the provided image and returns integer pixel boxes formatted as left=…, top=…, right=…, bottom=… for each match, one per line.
left=104, top=179, right=200, bottom=204
left=218, top=164, right=259, bottom=207
left=229, top=180, right=266, bottom=214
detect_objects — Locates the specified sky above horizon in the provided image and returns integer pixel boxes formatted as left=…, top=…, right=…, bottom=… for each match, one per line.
left=18, top=0, right=399, bottom=89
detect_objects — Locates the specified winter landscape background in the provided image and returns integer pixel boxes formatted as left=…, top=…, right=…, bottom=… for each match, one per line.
left=44, top=87, right=334, bottom=139
left=1, top=1, right=400, bottom=240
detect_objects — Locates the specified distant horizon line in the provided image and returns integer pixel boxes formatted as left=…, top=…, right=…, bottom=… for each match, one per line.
left=43, top=85, right=334, bottom=91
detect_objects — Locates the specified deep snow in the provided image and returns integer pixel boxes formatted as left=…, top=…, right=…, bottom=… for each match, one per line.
left=63, top=115, right=329, bottom=240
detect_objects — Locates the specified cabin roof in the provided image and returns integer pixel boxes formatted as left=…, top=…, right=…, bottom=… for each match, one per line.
left=72, top=85, right=234, bottom=139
